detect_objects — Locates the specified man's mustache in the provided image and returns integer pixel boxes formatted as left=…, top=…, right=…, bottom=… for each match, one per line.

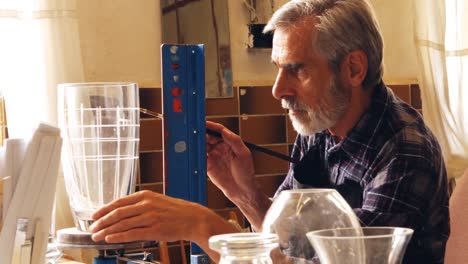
left=281, top=97, right=309, bottom=112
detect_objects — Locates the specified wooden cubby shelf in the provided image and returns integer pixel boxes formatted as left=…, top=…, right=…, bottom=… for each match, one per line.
left=239, top=86, right=284, bottom=115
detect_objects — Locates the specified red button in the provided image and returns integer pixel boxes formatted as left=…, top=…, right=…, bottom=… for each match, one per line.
left=173, top=98, right=182, bottom=112
left=171, top=87, right=183, bottom=96
left=171, top=63, right=180, bottom=70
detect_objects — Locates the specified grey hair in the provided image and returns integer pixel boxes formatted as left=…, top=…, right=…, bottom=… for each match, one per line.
left=264, top=0, right=384, bottom=88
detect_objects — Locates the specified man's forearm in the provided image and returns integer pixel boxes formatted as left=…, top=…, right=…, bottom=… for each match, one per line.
left=189, top=203, right=242, bottom=262
left=229, top=186, right=272, bottom=231
left=188, top=190, right=273, bottom=262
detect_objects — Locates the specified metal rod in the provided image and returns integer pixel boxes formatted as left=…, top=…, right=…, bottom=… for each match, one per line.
left=139, top=108, right=163, bottom=119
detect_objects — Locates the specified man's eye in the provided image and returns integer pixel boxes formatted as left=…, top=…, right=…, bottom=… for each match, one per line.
left=288, top=64, right=304, bottom=73
left=288, top=67, right=302, bottom=75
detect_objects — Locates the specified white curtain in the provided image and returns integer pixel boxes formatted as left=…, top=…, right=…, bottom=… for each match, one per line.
left=0, top=0, right=84, bottom=137
left=0, top=0, right=83, bottom=251
left=413, top=0, right=468, bottom=179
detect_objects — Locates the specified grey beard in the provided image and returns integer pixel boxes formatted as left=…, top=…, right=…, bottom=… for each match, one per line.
left=281, top=77, right=351, bottom=136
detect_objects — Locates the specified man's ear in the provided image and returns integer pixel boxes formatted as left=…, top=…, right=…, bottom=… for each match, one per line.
left=341, top=50, right=368, bottom=87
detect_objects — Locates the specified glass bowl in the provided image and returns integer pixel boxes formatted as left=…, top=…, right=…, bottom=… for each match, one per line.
left=261, top=189, right=361, bottom=262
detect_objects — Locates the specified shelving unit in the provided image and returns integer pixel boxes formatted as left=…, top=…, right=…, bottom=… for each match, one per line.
left=137, top=87, right=163, bottom=195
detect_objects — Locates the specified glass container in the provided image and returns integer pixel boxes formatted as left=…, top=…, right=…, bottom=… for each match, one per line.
left=262, top=189, right=361, bottom=262
left=58, top=82, right=139, bottom=232
left=209, top=233, right=279, bottom=264
left=306, top=227, right=414, bottom=264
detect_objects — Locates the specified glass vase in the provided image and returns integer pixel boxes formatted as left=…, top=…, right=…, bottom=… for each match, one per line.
left=306, top=227, right=414, bottom=264
left=58, top=82, right=139, bottom=232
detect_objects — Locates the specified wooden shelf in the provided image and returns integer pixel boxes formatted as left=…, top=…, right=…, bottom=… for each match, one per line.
left=286, top=117, right=297, bottom=144
left=206, top=116, right=239, bottom=135
left=255, top=174, right=287, bottom=198
left=140, top=119, right=162, bottom=152
left=139, top=152, right=163, bottom=184
left=137, top=86, right=163, bottom=193
left=252, top=145, right=289, bottom=174
left=206, top=86, right=239, bottom=116
left=137, top=182, right=163, bottom=193
left=139, top=88, right=161, bottom=114
left=239, top=86, right=284, bottom=115
left=240, top=115, right=286, bottom=144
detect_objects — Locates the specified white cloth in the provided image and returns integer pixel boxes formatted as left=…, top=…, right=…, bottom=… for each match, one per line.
left=413, top=0, right=468, bottom=179
left=0, top=0, right=84, bottom=138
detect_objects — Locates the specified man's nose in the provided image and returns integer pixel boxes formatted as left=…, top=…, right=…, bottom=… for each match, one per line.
left=272, top=69, right=293, bottom=100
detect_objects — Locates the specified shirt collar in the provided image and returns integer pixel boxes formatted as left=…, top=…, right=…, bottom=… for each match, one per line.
left=334, top=82, right=390, bottom=167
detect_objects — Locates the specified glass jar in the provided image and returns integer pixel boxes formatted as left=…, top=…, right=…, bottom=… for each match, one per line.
left=209, top=233, right=278, bottom=264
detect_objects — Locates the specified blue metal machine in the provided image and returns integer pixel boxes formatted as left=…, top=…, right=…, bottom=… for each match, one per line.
left=161, top=44, right=209, bottom=264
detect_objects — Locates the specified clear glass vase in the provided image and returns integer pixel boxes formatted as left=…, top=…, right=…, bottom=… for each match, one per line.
left=306, top=227, right=414, bottom=264
left=58, top=82, right=139, bottom=232
left=262, top=189, right=361, bottom=262
left=209, top=233, right=279, bottom=264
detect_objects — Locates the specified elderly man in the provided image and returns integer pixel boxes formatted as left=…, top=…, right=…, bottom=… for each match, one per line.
left=90, top=0, right=450, bottom=263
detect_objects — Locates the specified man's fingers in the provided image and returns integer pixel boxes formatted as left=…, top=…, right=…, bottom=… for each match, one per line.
left=206, top=121, right=225, bottom=131
left=90, top=204, right=143, bottom=233
left=92, top=191, right=152, bottom=220
left=91, top=194, right=137, bottom=220
left=91, top=212, right=156, bottom=242
left=206, top=121, right=249, bottom=156
left=219, top=129, right=249, bottom=156
left=104, top=227, right=155, bottom=243
left=91, top=192, right=157, bottom=232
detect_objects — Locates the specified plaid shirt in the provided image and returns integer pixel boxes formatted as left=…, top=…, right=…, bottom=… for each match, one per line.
left=276, top=82, right=450, bottom=263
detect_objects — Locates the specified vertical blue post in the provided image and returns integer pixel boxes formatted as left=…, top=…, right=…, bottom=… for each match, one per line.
left=161, top=44, right=209, bottom=264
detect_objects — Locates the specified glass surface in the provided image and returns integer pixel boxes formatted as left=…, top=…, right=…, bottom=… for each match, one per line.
left=58, top=82, right=139, bottom=232
left=262, top=189, right=361, bottom=262
left=209, top=233, right=278, bottom=264
left=306, top=227, right=414, bottom=264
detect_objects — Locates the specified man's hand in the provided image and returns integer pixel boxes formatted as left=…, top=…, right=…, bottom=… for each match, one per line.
left=90, top=190, right=241, bottom=262
left=90, top=191, right=206, bottom=243
left=206, top=121, right=256, bottom=200
left=206, top=121, right=272, bottom=231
